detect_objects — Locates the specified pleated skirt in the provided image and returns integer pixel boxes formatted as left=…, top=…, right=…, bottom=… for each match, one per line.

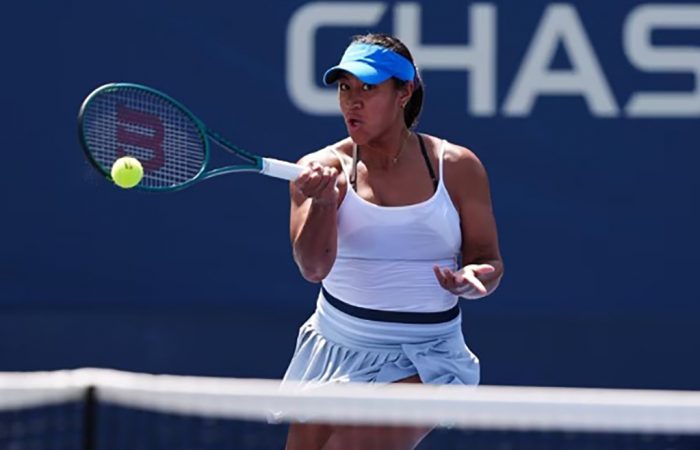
left=282, top=289, right=480, bottom=386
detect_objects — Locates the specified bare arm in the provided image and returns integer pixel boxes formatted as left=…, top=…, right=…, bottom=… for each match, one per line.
left=289, top=151, right=344, bottom=283
left=433, top=145, right=504, bottom=299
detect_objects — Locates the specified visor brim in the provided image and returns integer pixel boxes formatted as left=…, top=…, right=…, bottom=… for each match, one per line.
left=323, top=61, right=392, bottom=86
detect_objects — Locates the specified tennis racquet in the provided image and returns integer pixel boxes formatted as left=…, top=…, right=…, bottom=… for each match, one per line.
left=78, top=82, right=304, bottom=191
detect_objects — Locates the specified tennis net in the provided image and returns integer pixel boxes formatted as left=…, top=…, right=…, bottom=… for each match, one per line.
left=1, top=368, right=699, bottom=449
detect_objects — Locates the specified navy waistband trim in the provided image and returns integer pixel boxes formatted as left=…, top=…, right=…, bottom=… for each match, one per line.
left=321, top=286, right=460, bottom=324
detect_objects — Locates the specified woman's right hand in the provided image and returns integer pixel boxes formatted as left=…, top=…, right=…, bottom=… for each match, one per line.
left=293, top=161, right=339, bottom=206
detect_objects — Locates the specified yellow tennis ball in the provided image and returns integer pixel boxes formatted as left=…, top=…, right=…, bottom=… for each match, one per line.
left=111, top=156, right=144, bottom=189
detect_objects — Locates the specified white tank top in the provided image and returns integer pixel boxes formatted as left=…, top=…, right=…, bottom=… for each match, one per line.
left=323, top=139, right=461, bottom=312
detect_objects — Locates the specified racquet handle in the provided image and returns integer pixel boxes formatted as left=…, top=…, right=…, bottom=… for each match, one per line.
left=260, top=157, right=305, bottom=181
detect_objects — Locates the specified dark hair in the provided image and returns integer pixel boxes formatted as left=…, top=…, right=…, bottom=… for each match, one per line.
left=351, top=33, right=424, bottom=129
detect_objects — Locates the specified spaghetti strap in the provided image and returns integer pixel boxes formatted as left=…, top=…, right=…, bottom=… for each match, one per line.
left=438, top=139, right=447, bottom=185
left=350, top=143, right=358, bottom=190
left=328, top=146, right=350, bottom=182
left=417, top=134, right=438, bottom=191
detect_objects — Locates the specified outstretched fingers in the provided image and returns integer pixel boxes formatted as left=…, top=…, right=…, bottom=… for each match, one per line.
left=433, top=264, right=493, bottom=296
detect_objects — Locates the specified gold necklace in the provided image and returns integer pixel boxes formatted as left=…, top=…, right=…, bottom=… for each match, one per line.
left=392, top=130, right=412, bottom=164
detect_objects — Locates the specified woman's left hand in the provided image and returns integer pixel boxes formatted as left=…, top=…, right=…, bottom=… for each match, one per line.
left=433, top=264, right=495, bottom=298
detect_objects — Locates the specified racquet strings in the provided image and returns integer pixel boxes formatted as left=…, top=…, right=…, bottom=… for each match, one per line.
left=81, top=86, right=206, bottom=189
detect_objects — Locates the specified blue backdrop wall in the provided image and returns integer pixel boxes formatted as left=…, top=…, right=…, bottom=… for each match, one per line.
left=2, top=0, right=698, bottom=389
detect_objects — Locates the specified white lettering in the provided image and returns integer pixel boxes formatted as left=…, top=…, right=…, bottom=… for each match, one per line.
left=624, top=4, right=700, bottom=117
left=503, top=4, right=618, bottom=117
left=286, top=2, right=700, bottom=119
left=395, top=3, right=497, bottom=116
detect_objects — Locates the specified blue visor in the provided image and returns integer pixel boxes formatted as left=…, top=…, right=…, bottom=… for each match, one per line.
left=323, top=43, right=416, bottom=86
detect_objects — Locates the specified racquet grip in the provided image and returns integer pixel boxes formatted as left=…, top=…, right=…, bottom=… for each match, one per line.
left=260, top=157, right=304, bottom=181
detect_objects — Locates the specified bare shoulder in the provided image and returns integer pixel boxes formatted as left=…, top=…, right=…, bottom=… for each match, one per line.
left=296, top=138, right=353, bottom=170
left=426, top=138, right=492, bottom=206
left=443, top=141, right=485, bottom=171
left=417, top=133, right=478, bottom=163
left=416, top=134, right=487, bottom=181
left=442, top=141, right=489, bottom=185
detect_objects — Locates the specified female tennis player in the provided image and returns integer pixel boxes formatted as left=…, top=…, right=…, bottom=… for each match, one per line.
left=285, top=33, right=504, bottom=450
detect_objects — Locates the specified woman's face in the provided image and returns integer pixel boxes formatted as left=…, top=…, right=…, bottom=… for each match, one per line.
left=337, top=73, right=410, bottom=144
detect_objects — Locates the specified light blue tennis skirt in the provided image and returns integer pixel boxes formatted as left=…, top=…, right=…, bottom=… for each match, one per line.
left=282, top=289, right=480, bottom=386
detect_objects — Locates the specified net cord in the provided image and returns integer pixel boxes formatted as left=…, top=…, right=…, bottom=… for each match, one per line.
left=0, top=368, right=698, bottom=434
